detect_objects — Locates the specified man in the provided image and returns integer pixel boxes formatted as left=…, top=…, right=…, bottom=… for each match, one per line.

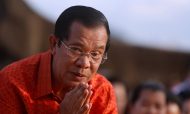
left=0, top=6, right=118, bottom=114
left=129, top=81, right=167, bottom=114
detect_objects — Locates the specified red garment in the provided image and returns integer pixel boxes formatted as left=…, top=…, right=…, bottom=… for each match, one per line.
left=0, top=51, right=118, bottom=114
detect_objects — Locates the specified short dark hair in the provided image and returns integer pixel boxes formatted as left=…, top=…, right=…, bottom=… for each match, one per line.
left=178, top=90, right=190, bottom=103
left=54, top=5, right=110, bottom=52
left=129, top=81, right=166, bottom=105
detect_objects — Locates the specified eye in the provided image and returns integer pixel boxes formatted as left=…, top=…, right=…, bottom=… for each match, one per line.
left=90, top=51, right=102, bottom=59
left=69, top=46, right=82, bottom=53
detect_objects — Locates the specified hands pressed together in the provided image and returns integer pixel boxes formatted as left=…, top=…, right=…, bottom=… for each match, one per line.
left=59, top=83, right=93, bottom=114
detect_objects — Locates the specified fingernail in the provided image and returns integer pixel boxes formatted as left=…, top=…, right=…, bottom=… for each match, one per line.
left=89, top=85, right=92, bottom=89
left=86, top=104, right=90, bottom=109
left=89, top=103, right=92, bottom=108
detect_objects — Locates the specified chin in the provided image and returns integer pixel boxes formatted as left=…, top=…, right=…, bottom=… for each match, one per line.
left=66, top=81, right=81, bottom=89
left=65, top=77, right=89, bottom=88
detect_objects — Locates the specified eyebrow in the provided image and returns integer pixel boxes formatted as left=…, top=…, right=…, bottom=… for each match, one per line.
left=68, top=42, right=106, bottom=50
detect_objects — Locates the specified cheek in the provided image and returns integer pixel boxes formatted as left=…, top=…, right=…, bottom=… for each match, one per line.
left=90, top=64, right=100, bottom=75
left=55, top=52, right=73, bottom=74
left=131, top=103, right=146, bottom=114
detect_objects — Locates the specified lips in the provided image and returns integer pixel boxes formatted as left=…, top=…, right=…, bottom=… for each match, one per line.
left=71, top=72, right=87, bottom=81
left=73, top=72, right=85, bottom=77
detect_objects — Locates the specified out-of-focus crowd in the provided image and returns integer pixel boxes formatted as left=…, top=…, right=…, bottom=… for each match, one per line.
left=109, top=74, right=190, bottom=114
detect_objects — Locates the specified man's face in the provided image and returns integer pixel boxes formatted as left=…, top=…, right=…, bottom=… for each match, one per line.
left=130, top=89, right=166, bottom=114
left=52, top=21, right=108, bottom=89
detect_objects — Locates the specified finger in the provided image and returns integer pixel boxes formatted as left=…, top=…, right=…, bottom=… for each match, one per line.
left=81, top=82, right=89, bottom=90
left=70, top=83, right=89, bottom=110
left=77, top=86, right=93, bottom=111
left=75, top=82, right=90, bottom=99
left=82, top=89, right=93, bottom=106
left=62, top=83, right=83, bottom=107
left=74, top=83, right=86, bottom=96
left=88, top=84, right=92, bottom=90
left=74, top=88, right=89, bottom=110
left=85, top=103, right=92, bottom=114
left=59, top=83, right=89, bottom=114
left=79, top=103, right=92, bottom=114
left=68, top=82, right=85, bottom=99
left=80, top=88, right=90, bottom=104
left=79, top=83, right=92, bottom=104
left=84, top=84, right=93, bottom=103
left=70, top=82, right=84, bottom=93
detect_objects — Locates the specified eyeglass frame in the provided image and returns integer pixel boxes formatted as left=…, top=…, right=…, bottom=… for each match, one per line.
left=59, top=40, right=108, bottom=64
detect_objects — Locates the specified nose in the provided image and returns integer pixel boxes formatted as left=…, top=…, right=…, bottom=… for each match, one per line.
left=75, top=55, right=91, bottom=69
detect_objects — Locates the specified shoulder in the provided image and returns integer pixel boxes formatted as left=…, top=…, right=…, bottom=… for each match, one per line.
left=90, top=73, right=113, bottom=91
left=0, top=52, right=47, bottom=86
left=89, top=74, right=118, bottom=114
left=0, top=52, right=48, bottom=75
left=1, top=53, right=41, bottom=71
left=90, top=74, right=115, bottom=98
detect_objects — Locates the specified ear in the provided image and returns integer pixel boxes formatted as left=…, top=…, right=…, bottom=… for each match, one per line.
left=49, top=34, right=58, bottom=55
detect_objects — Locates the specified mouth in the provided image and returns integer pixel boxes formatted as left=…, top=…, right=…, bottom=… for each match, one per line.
left=71, top=72, right=87, bottom=82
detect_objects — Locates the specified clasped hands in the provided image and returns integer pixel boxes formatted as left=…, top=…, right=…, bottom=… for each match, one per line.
left=60, top=83, right=93, bottom=114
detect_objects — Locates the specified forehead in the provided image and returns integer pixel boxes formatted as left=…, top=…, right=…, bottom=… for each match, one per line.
left=67, top=21, right=108, bottom=47
left=138, top=89, right=166, bottom=102
left=167, top=103, right=181, bottom=114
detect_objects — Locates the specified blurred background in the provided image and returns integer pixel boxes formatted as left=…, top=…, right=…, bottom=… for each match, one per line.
left=1, top=0, right=190, bottom=91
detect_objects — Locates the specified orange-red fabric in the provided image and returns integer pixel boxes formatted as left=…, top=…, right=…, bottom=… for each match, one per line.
left=0, top=51, right=118, bottom=114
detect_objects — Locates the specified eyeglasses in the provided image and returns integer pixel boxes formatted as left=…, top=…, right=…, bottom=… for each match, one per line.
left=60, top=40, right=107, bottom=64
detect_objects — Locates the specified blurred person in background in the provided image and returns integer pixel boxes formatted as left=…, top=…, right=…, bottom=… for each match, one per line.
left=178, top=90, right=190, bottom=114
left=109, top=76, right=128, bottom=114
left=166, top=91, right=181, bottom=114
left=172, top=69, right=190, bottom=95
left=129, top=80, right=167, bottom=114
left=0, top=6, right=118, bottom=114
